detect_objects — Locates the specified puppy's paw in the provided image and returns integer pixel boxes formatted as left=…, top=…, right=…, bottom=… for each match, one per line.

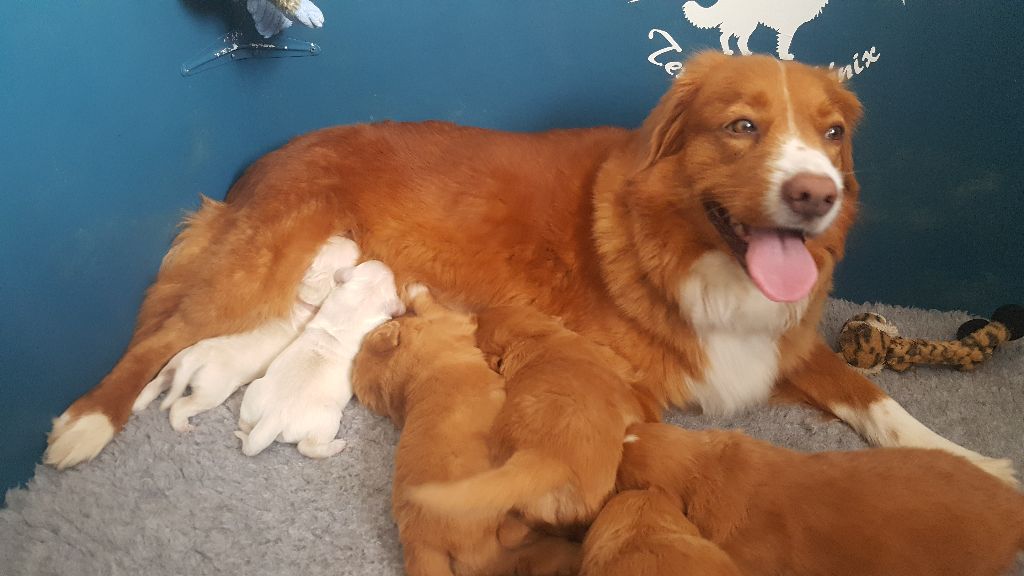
left=133, top=370, right=171, bottom=413
left=44, top=411, right=116, bottom=469
left=168, top=400, right=198, bottom=433
left=405, top=282, right=429, bottom=300
left=297, top=437, right=347, bottom=459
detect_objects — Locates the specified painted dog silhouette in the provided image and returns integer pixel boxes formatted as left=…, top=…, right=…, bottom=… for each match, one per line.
left=684, top=0, right=828, bottom=60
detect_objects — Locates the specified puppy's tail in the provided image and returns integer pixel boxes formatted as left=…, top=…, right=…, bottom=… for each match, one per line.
left=682, top=1, right=724, bottom=29
left=407, top=450, right=569, bottom=519
left=1018, top=496, right=1024, bottom=551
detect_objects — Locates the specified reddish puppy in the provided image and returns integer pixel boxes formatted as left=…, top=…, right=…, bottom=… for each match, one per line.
left=581, top=488, right=741, bottom=576
left=352, top=289, right=579, bottom=576
left=411, top=305, right=649, bottom=528
left=609, top=423, right=1024, bottom=576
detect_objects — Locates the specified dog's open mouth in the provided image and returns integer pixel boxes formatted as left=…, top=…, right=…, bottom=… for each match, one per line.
left=703, top=200, right=818, bottom=303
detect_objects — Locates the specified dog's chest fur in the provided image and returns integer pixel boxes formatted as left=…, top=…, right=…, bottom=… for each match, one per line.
left=677, top=252, right=808, bottom=415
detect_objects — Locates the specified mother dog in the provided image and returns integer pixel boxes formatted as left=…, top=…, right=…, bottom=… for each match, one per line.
left=45, top=52, right=1015, bottom=483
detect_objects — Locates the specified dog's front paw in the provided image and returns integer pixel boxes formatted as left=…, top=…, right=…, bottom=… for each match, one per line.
left=963, top=453, right=1019, bottom=488
left=44, top=410, right=116, bottom=469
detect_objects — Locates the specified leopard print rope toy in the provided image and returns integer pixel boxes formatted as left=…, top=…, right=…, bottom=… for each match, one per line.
left=837, top=305, right=1023, bottom=374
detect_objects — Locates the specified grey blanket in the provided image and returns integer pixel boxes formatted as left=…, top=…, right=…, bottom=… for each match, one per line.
left=3, top=299, right=1022, bottom=575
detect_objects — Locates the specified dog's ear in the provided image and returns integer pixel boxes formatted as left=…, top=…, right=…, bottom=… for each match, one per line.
left=366, top=320, right=401, bottom=353
left=834, top=82, right=862, bottom=200
left=822, top=70, right=863, bottom=260
left=635, top=51, right=718, bottom=171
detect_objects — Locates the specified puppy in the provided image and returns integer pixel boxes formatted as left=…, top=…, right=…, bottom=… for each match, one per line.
left=411, top=305, right=651, bottom=528
left=132, top=236, right=359, bottom=431
left=581, top=488, right=741, bottom=576
left=352, top=288, right=580, bottom=576
left=616, top=423, right=1024, bottom=576
left=235, top=259, right=404, bottom=458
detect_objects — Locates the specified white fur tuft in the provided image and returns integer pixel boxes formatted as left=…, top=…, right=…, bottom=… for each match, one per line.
left=833, top=398, right=1019, bottom=487
left=678, top=252, right=808, bottom=415
left=45, top=412, right=116, bottom=469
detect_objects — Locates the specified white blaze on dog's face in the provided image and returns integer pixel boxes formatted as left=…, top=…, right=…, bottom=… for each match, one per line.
left=643, top=52, right=862, bottom=304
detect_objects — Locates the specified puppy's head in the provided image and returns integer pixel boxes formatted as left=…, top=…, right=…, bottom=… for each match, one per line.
left=352, top=320, right=408, bottom=425
left=630, top=52, right=862, bottom=303
left=336, top=260, right=407, bottom=317
left=296, top=236, right=360, bottom=306
left=474, top=305, right=565, bottom=372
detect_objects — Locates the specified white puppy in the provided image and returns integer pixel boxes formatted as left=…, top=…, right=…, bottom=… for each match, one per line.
left=235, top=260, right=405, bottom=458
left=132, top=236, right=360, bottom=431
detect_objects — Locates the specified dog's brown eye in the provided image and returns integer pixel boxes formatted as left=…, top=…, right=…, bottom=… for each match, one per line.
left=727, top=119, right=757, bottom=134
left=825, top=125, right=845, bottom=140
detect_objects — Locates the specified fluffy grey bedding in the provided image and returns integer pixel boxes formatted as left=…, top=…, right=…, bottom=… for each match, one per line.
left=2, top=298, right=1022, bottom=575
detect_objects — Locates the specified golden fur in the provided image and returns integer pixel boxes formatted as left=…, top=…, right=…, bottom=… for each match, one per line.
left=51, top=53, right=875, bottom=442
left=612, top=423, right=1024, bottom=576
left=351, top=291, right=579, bottom=576
left=410, top=305, right=650, bottom=528
left=580, top=488, right=741, bottom=576
left=49, top=52, right=1012, bottom=486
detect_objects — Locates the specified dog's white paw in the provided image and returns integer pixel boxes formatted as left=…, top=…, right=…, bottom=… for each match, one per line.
left=963, top=453, right=1019, bottom=488
left=44, top=411, right=115, bottom=469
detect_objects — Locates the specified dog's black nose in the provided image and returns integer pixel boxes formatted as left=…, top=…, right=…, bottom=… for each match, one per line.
left=782, top=173, right=838, bottom=219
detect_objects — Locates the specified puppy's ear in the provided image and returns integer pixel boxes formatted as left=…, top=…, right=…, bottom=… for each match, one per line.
left=334, top=266, right=356, bottom=284
left=635, top=52, right=713, bottom=170
left=485, top=353, right=503, bottom=373
left=386, top=296, right=407, bottom=318
left=366, top=320, right=401, bottom=353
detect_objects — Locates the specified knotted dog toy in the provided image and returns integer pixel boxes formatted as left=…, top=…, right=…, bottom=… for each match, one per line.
left=837, top=305, right=1023, bottom=373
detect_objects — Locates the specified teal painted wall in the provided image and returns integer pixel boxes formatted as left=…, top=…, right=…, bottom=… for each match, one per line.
left=1, top=0, right=1021, bottom=497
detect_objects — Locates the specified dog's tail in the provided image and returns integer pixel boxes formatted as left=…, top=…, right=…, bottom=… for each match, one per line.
left=407, top=450, right=570, bottom=518
left=683, top=1, right=724, bottom=29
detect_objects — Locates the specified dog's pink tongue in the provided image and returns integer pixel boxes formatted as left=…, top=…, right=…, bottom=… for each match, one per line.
left=745, top=228, right=817, bottom=302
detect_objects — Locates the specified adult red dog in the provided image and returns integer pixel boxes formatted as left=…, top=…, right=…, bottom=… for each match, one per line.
left=45, top=52, right=1015, bottom=484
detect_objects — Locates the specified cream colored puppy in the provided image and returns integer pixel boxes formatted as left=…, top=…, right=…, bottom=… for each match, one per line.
left=132, top=236, right=359, bottom=431
left=235, top=260, right=405, bottom=458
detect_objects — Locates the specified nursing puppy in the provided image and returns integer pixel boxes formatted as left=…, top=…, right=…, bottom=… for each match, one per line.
left=581, top=488, right=741, bottom=576
left=130, top=235, right=359, bottom=433
left=352, top=288, right=580, bottom=576
left=235, top=259, right=404, bottom=458
left=615, top=423, right=1024, bottom=576
left=412, top=305, right=651, bottom=528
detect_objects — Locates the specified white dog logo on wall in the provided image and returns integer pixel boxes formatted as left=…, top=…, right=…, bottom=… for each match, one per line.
left=640, top=0, right=903, bottom=79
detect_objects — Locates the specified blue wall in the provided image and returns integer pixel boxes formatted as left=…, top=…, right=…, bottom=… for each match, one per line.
left=2, top=0, right=1021, bottom=497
